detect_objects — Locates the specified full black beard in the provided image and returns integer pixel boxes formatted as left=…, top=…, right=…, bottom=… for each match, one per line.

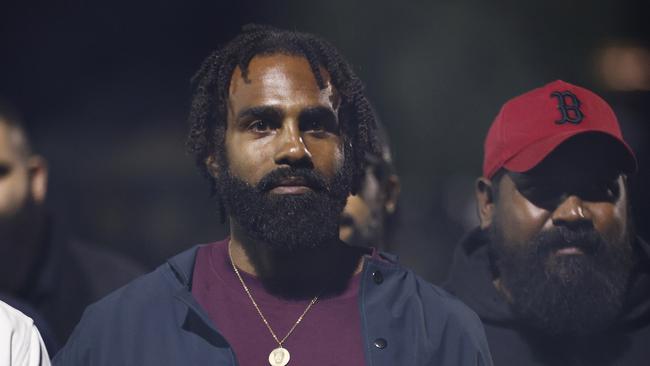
left=489, top=224, right=636, bottom=337
left=216, top=156, right=360, bottom=299
left=218, top=163, right=351, bottom=251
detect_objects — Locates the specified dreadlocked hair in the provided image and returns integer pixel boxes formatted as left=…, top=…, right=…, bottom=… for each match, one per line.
left=187, top=24, right=381, bottom=216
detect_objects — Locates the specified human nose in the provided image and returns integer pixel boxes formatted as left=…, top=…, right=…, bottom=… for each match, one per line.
left=273, top=120, right=313, bottom=167
left=551, top=195, right=592, bottom=228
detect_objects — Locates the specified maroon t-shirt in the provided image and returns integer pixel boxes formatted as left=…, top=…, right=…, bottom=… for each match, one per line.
left=191, top=239, right=367, bottom=366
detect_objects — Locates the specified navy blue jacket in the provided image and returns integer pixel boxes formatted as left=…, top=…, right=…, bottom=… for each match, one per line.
left=54, top=244, right=492, bottom=365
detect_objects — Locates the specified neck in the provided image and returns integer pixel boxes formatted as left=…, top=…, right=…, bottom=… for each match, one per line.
left=229, top=219, right=364, bottom=300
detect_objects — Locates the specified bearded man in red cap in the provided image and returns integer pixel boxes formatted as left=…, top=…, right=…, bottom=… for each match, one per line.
left=445, top=80, right=650, bottom=365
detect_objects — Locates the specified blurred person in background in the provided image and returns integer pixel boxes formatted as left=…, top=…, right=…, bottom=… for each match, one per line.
left=0, top=300, right=50, bottom=366
left=0, top=100, right=145, bottom=353
left=53, top=25, right=492, bottom=366
left=595, top=40, right=650, bottom=242
left=445, top=80, right=650, bottom=365
left=339, top=121, right=400, bottom=252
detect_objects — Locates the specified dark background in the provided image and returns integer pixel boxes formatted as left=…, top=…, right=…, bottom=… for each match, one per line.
left=2, top=0, right=648, bottom=283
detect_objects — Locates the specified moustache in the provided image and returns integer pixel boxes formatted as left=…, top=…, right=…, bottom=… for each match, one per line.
left=533, top=226, right=605, bottom=257
left=257, top=168, right=328, bottom=193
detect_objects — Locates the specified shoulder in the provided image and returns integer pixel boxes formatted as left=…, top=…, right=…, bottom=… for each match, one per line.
left=364, top=257, right=492, bottom=364
left=65, top=240, right=147, bottom=295
left=62, top=244, right=201, bottom=335
left=77, top=244, right=200, bottom=322
left=0, top=301, right=51, bottom=366
left=368, top=255, right=481, bottom=323
left=53, top=245, right=204, bottom=364
left=0, top=299, right=36, bottom=334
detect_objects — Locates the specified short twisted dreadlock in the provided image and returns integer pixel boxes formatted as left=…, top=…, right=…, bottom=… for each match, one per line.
left=187, top=24, right=380, bottom=206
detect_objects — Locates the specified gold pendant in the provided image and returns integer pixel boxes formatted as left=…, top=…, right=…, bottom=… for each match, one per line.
left=269, top=347, right=290, bottom=366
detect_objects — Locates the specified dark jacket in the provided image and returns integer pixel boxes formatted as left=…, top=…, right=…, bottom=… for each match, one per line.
left=444, top=228, right=650, bottom=366
left=54, top=243, right=493, bottom=365
left=14, top=220, right=145, bottom=353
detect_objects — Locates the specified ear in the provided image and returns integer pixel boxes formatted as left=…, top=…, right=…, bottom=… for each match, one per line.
left=205, top=155, right=220, bottom=178
left=27, top=155, right=48, bottom=204
left=383, top=174, right=400, bottom=214
left=476, top=177, right=496, bottom=229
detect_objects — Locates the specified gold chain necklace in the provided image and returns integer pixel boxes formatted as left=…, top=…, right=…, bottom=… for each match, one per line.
left=228, top=243, right=318, bottom=366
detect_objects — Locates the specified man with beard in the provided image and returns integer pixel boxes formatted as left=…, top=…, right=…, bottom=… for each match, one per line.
left=0, top=101, right=144, bottom=353
left=54, top=25, right=492, bottom=366
left=445, top=80, right=650, bottom=365
left=339, top=121, right=400, bottom=251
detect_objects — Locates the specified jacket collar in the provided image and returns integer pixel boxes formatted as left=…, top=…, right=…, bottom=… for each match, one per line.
left=164, top=240, right=396, bottom=291
left=166, top=244, right=203, bottom=289
left=444, top=228, right=514, bottom=323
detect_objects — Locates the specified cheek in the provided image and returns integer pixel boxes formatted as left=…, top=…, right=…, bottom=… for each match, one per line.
left=0, top=175, right=29, bottom=216
left=497, top=194, right=549, bottom=246
left=589, top=202, right=627, bottom=243
left=308, top=138, right=344, bottom=177
left=343, top=195, right=371, bottom=227
left=224, top=132, right=273, bottom=184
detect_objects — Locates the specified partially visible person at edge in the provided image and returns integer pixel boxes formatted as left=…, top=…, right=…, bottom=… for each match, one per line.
left=444, top=80, right=650, bottom=365
left=339, top=120, right=400, bottom=252
left=0, top=300, right=51, bottom=366
left=0, top=101, right=145, bottom=353
left=54, top=25, right=492, bottom=366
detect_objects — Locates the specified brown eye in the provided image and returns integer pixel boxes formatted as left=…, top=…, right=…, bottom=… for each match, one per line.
left=586, top=180, right=620, bottom=201
left=249, top=120, right=270, bottom=132
left=305, top=120, right=325, bottom=132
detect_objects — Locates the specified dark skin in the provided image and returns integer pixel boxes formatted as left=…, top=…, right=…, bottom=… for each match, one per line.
left=0, top=120, right=48, bottom=292
left=475, top=139, right=630, bottom=300
left=339, top=167, right=399, bottom=250
left=206, top=54, right=362, bottom=277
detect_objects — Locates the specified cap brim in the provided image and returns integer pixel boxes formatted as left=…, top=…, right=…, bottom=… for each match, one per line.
left=503, top=130, right=638, bottom=175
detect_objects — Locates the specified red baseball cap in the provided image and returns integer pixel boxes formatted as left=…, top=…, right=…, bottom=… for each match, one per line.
left=483, top=80, right=637, bottom=178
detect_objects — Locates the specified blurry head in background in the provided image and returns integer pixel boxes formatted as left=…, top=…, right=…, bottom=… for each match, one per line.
left=475, top=80, right=638, bottom=336
left=595, top=40, right=650, bottom=92
left=339, top=120, right=399, bottom=251
left=0, top=100, right=48, bottom=293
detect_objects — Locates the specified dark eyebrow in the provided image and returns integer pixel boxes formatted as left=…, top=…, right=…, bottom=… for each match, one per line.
left=236, top=106, right=283, bottom=122
left=298, top=106, right=338, bottom=125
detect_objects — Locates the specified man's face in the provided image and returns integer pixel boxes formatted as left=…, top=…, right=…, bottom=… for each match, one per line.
left=340, top=167, right=385, bottom=247
left=213, top=54, right=351, bottom=250
left=225, top=54, right=344, bottom=189
left=0, top=122, right=31, bottom=234
left=483, top=139, right=635, bottom=336
left=0, top=121, right=46, bottom=291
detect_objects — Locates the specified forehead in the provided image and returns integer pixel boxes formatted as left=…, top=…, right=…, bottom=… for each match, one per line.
left=227, top=54, right=337, bottom=114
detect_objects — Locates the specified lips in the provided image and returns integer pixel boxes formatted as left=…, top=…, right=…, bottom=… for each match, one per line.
left=554, top=246, right=585, bottom=255
left=268, top=177, right=314, bottom=194
left=257, top=168, right=327, bottom=194
left=546, top=241, right=596, bottom=257
left=534, top=227, right=603, bottom=258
